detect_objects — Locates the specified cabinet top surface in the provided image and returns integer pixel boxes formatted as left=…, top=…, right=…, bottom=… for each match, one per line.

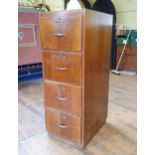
left=39, top=9, right=113, bottom=18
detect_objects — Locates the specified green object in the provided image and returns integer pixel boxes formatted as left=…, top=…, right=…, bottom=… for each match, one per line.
left=116, top=37, right=130, bottom=45
left=116, top=30, right=137, bottom=45
left=125, top=30, right=137, bottom=38
left=130, top=31, right=137, bottom=38
left=128, top=37, right=137, bottom=45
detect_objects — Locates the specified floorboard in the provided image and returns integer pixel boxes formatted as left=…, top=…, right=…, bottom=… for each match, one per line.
left=18, top=73, right=137, bottom=155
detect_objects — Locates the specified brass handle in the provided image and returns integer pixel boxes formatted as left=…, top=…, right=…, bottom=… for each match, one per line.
left=55, top=67, right=67, bottom=71
left=51, top=33, right=65, bottom=37
left=56, top=96, right=67, bottom=101
left=58, top=123, right=67, bottom=128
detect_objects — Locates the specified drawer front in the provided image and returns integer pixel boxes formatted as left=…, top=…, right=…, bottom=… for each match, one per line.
left=40, top=14, right=82, bottom=51
left=44, top=81, right=81, bottom=116
left=45, top=109, right=81, bottom=143
left=43, top=52, right=81, bottom=85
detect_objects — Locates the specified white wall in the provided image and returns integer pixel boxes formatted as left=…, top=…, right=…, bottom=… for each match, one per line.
left=45, top=0, right=64, bottom=11
left=112, top=0, right=137, bottom=29
left=18, top=0, right=137, bottom=29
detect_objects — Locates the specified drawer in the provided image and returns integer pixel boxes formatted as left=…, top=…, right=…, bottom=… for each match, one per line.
left=43, top=52, right=81, bottom=85
left=44, top=81, right=81, bottom=116
left=45, top=108, right=81, bottom=143
left=40, top=14, right=82, bottom=51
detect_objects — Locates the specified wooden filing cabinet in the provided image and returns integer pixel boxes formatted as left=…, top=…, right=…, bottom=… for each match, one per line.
left=40, top=9, right=113, bottom=148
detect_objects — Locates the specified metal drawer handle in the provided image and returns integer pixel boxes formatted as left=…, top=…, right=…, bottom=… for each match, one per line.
left=55, top=67, right=67, bottom=71
left=58, top=123, right=67, bottom=128
left=55, top=18, right=64, bottom=23
left=56, top=55, right=66, bottom=60
left=51, top=33, right=65, bottom=37
left=56, top=96, right=67, bottom=101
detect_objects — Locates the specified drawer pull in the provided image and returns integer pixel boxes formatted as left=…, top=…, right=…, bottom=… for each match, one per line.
left=56, top=67, right=67, bottom=71
left=51, top=33, right=65, bottom=37
left=56, top=55, right=66, bottom=60
left=56, top=96, right=67, bottom=101
left=55, top=18, right=64, bottom=23
left=58, top=123, right=67, bottom=128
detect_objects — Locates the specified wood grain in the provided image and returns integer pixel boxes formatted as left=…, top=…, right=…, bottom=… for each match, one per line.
left=116, top=45, right=137, bottom=72
left=82, top=9, right=113, bottom=146
left=40, top=13, right=82, bottom=51
left=40, top=9, right=113, bottom=147
left=42, top=51, right=82, bottom=85
left=18, top=73, right=137, bottom=155
left=45, top=108, right=81, bottom=143
left=44, top=80, right=81, bottom=116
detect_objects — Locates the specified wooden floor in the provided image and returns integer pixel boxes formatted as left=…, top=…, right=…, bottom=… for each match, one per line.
left=18, top=73, right=137, bottom=155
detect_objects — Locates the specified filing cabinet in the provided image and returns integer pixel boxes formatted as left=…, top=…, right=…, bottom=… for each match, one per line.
left=40, top=9, right=113, bottom=148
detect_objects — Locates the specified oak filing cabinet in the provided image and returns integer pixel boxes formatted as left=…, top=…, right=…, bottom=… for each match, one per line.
left=40, top=9, right=113, bottom=148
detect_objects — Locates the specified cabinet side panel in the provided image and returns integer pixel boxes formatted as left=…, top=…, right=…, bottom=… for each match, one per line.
left=83, top=10, right=113, bottom=146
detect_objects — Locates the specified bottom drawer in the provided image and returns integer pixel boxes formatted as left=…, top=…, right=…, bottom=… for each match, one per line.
left=45, top=108, right=81, bottom=143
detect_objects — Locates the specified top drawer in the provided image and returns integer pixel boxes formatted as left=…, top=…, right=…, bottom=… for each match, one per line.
left=40, top=14, right=82, bottom=51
